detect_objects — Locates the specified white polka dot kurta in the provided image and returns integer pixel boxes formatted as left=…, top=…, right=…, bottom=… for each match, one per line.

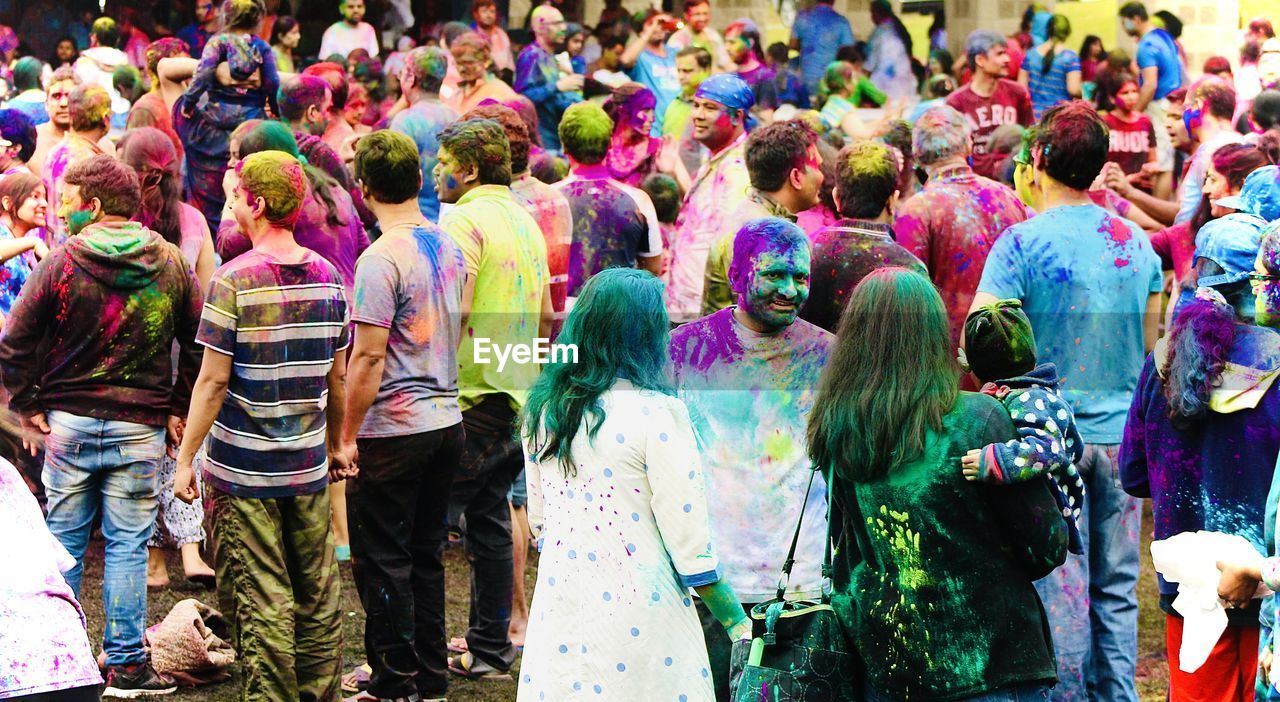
left=518, top=380, right=719, bottom=701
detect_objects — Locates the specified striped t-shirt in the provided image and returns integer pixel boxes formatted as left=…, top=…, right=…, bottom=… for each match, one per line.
left=196, top=249, right=350, bottom=498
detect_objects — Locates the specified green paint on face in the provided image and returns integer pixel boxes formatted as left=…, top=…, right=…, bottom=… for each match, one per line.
left=741, top=245, right=810, bottom=330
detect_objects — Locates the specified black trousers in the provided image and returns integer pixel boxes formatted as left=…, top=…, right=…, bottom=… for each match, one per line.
left=451, top=394, right=523, bottom=672
left=697, top=600, right=757, bottom=702
left=348, top=423, right=465, bottom=699
left=7, top=686, right=100, bottom=701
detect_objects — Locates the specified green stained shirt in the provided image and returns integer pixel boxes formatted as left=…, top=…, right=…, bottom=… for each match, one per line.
left=700, top=190, right=796, bottom=316
left=441, top=185, right=550, bottom=412
left=832, top=392, right=1066, bottom=700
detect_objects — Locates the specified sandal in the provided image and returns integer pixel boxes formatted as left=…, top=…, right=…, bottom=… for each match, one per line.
left=341, top=663, right=371, bottom=693
left=446, top=637, right=468, bottom=655
left=447, top=652, right=511, bottom=681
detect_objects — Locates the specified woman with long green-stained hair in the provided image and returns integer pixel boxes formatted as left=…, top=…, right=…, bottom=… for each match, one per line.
left=517, top=268, right=750, bottom=702
left=809, top=266, right=1068, bottom=701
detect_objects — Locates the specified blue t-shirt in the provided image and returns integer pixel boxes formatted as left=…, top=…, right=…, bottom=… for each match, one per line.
left=389, top=100, right=459, bottom=223
left=1021, top=47, right=1081, bottom=119
left=977, top=204, right=1163, bottom=444
left=628, top=47, right=680, bottom=135
left=791, top=4, right=855, bottom=97
left=1136, top=28, right=1182, bottom=101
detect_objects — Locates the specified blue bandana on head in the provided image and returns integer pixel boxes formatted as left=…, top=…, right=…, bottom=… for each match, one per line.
left=695, top=73, right=756, bottom=112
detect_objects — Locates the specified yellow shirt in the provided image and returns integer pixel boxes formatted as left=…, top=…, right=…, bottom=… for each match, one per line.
left=441, top=185, right=550, bottom=411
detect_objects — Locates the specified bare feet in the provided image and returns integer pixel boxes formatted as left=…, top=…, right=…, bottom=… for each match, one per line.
left=508, top=621, right=527, bottom=649
left=146, top=548, right=170, bottom=589
left=180, top=543, right=215, bottom=587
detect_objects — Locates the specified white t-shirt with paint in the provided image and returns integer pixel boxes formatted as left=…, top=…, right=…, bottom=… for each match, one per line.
left=319, top=21, right=379, bottom=60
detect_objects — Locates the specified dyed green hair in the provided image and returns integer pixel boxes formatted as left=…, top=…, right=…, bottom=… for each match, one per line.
left=405, top=46, right=448, bottom=94
left=439, top=118, right=512, bottom=186
left=239, top=120, right=347, bottom=227
left=817, top=61, right=855, bottom=107
left=69, top=85, right=112, bottom=132
left=236, top=151, right=308, bottom=226
left=559, top=102, right=613, bottom=165
left=833, top=141, right=897, bottom=219
left=521, top=268, right=673, bottom=476
left=808, top=267, right=959, bottom=482
left=354, top=129, right=421, bottom=204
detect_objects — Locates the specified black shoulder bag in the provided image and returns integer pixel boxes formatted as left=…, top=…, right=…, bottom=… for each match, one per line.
left=728, top=466, right=863, bottom=702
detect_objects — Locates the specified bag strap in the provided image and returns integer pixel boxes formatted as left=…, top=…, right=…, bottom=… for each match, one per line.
left=774, top=466, right=836, bottom=602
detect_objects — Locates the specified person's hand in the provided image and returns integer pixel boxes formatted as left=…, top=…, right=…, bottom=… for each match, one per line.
left=1217, top=559, right=1263, bottom=609
left=728, top=617, right=753, bottom=642
left=31, top=238, right=48, bottom=260
left=222, top=166, right=239, bottom=201
left=555, top=74, right=584, bottom=92
left=1102, top=162, right=1133, bottom=197
left=166, top=415, right=185, bottom=458
left=1261, top=646, right=1274, bottom=688
left=20, top=411, right=49, bottom=456
left=328, top=444, right=358, bottom=483
left=655, top=135, right=679, bottom=175
left=961, top=448, right=982, bottom=481
left=174, top=454, right=199, bottom=504
left=215, top=61, right=262, bottom=90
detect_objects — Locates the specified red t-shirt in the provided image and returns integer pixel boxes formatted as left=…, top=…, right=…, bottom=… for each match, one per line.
left=1103, top=111, right=1155, bottom=176
left=945, top=79, right=1034, bottom=179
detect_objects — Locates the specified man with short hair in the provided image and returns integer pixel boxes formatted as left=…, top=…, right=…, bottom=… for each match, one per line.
left=75, top=16, right=130, bottom=123
left=621, top=10, right=681, bottom=134
left=5, top=56, right=48, bottom=125
left=0, top=153, right=204, bottom=698
left=945, top=30, right=1034, bottom=179
left=389, top=46, right=458, bottom=222
left=303, top=62, right=357, bottom=155
left=176, top=0, right=219, bottom=57
left=447, top=33, right=518, bottom=119
left=666, top=0, right=732, bottom=72
left=664, top=45, right=713, bottom=176
left=320, top=0, right=380, bottom=59
left=554, top=101, right=663, bottom=297
left=972, top=102, right=1163, bottom=702
left=43, top=84, right=112, bottom=244
left=173, top=151, right=352, bottom=702
left=30, top=67, right=83, bottom=178
left=801, top=141, right=926, bottom=333
left=343, top=130, right=467, bottom=702
left=1175, top=78, right=1246, bottom=224
left=895, top=105, right=1029, bottom=346
left=433, top=118, right=553, bottom=681
left=470, top=103, right=572, bottom=323
left=702, top=119, right=823, bottom=314
left=1120, top=1, right=1183, bottom=179
left=790, top=0, right=855, bottom=97
left=514, top=5, right=583, bottom=152
left=670, top=217, right=833, bottom=702
left=470, top=0, right=514, bottom=77
left=666, top=73, right=754, bottom=320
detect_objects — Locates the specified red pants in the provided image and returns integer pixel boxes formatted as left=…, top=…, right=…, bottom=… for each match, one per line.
left=1166, top=614, right=1259, bottom=702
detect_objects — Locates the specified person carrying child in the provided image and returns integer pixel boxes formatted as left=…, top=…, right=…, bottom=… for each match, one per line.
left=960, top=298, right=1087, bottom=555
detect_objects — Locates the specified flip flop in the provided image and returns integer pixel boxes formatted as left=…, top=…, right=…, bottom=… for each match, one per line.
left=447, top=653, right=511, bottom=681
left=341, top=663, right=371, bottom=694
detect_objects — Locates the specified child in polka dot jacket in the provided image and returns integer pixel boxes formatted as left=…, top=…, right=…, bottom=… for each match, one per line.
left=959, top=299, right=1086, bottom=555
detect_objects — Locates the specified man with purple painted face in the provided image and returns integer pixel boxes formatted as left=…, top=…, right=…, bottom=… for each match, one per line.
left=670, top=218, right=834, bottom=702
left=701, top=119, right=824, bottom=315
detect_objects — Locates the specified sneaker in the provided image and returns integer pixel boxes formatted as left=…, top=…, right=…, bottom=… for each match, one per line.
left=102, top=662, right=177, bottom=698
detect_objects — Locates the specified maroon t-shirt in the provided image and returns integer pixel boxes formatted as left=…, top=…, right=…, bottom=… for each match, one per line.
left=945, top=79, right=1034, bottom=179
left=1103, top=111, right=1156, bottom=176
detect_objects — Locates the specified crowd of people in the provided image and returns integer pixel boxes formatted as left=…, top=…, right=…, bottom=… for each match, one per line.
left=3, top=0, right=1280, bottom=701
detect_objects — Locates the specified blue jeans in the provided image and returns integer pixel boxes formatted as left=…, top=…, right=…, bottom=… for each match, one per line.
left=1034, top=443, right=1140, bottom=702
left=865, top=681, right=1051, bottom=701
left=42, top=410, right=166, bottom=667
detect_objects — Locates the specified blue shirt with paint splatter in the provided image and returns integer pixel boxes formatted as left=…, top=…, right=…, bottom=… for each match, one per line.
left=388, top=100, right=458, bottom=223
left=978, top=204, right=1162, bottom=444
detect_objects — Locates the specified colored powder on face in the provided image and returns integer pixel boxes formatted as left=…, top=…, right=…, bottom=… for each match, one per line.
left=64, top=207, right=96, bottom=236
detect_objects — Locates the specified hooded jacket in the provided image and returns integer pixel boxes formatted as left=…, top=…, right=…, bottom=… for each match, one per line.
left=0, top=220, right=203, bottom=426
left=74, top=47, right=131, bottom=115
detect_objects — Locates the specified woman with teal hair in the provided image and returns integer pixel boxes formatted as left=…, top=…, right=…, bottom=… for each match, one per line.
left=1017, top=13, right=1083, bottom=119
left=517, top=268, right=750, bottom=702
left=810, top=267, right=1067, bottom=700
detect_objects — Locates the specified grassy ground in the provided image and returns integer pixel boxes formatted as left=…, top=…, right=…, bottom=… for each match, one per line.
left=80, top=507, right=1171, bottom=702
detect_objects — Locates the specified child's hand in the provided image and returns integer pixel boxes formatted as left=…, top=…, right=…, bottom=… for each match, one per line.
left=961, top=449, right=981, bottom=481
